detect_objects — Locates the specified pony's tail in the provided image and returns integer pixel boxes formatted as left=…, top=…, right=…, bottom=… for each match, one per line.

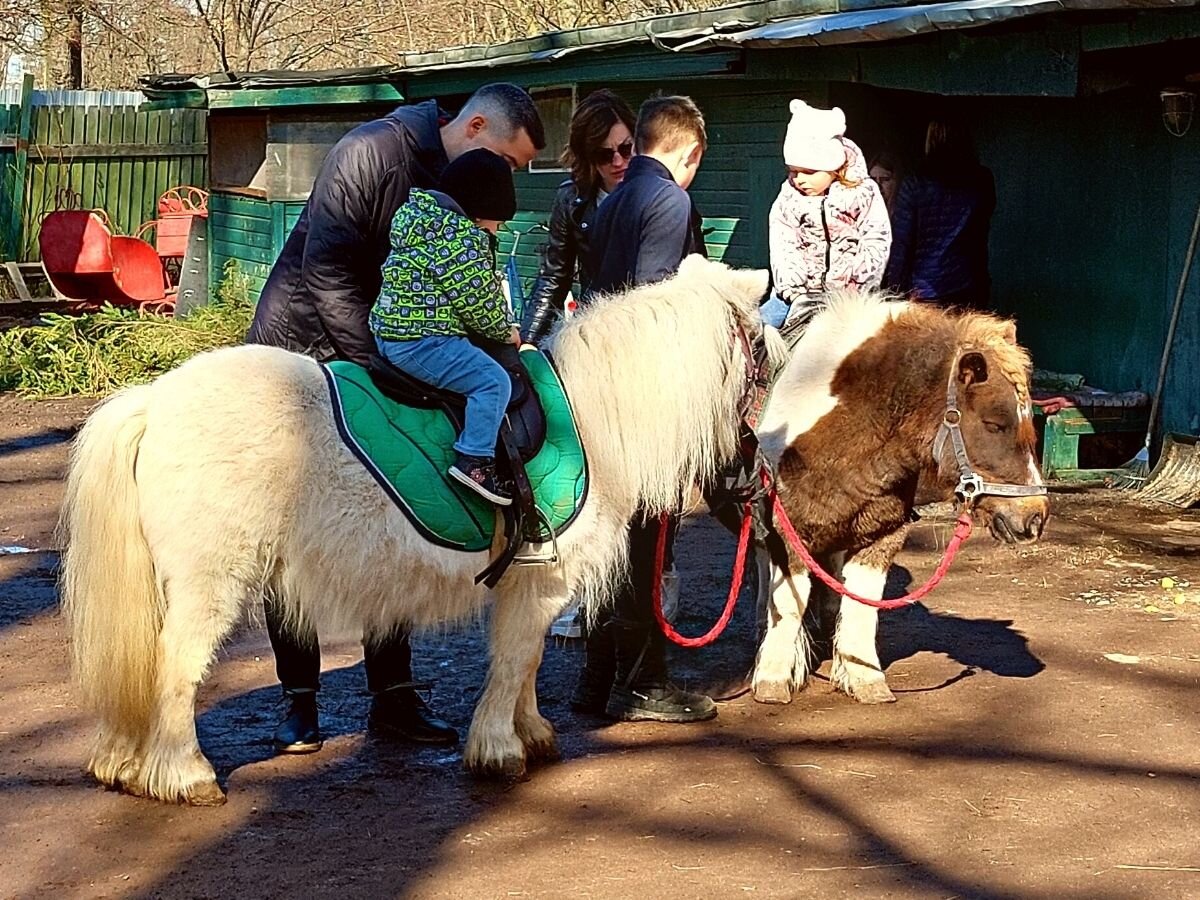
left=59, top=384, right=163, bottom=736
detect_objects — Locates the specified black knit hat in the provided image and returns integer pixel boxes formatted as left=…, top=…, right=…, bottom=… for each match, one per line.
left=438, top=148, right=517, bottom=222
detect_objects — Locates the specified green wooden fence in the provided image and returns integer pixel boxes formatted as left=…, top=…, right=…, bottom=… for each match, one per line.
left=0, top=78, right=207, bottom=263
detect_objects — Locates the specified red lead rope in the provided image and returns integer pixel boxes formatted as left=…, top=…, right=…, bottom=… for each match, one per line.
left=652, top=503, right=754, bottom=648
left=651, top=477, right=976, bottom=646
left=768, top=486, right=974, bottom=610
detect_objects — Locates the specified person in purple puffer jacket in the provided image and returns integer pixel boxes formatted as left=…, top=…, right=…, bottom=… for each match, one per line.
left=883, top=118, right=996, bottom=310
left=768, top=100, right=892, bottom=328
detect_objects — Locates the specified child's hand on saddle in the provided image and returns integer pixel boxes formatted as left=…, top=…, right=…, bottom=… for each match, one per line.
left=509, top=326, right=522, bottom=347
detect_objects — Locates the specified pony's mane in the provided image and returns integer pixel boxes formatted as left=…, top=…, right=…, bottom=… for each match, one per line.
left=954, top=313, right=1033, bottom=408
left=807, top=290, right=1032, bottom=407
left=780, top=288, right=909, bottom=400
left=819, top=286, right=906, bottom=322
left=550, top=258, right=764, bottom=515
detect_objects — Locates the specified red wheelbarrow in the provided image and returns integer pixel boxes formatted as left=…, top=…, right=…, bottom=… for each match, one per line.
left=39, top=209, right=172, bottom=311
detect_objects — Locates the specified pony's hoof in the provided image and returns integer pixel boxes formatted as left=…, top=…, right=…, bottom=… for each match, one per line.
left=184, top=780, right=227, bottom=807
left=465, top=754, right=527, bottom=780
left=516, top=716, right=559, bottom=763
left=753, top=680, right=793, bottom=705
left=524, top=736, right=561, bottom=764
left=849, top=681, right=896, bottom=704
left=118, top=776, right=149, bottom=798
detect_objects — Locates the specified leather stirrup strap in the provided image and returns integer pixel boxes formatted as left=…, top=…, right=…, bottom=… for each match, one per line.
left=473, top=425, right=536, bottom=588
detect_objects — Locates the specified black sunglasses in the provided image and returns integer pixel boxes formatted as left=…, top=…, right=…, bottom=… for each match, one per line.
left=592, top=140, right=633, bottom=166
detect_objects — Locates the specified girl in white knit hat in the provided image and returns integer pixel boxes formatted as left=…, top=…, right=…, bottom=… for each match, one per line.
left=768, top=100, right=893, bottom=328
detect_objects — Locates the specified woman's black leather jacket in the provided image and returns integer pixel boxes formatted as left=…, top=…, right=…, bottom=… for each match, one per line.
left=524, top=179, right=603, bottom=342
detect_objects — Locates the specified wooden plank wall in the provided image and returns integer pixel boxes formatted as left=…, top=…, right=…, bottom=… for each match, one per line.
left=0, top=81, right=32, bottom=261
left=209, top=192, right=275, bottom=300
left=5, top=103, right=207, bottom=262
left=209, top=194, right=305, bottom=302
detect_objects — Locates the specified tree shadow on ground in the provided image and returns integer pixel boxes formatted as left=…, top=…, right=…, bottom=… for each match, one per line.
left=87, top=680, right=1198, bottom=900
left=0, top=552, right=60, bottom=633
left=7, top=612, right=1191, bottom=900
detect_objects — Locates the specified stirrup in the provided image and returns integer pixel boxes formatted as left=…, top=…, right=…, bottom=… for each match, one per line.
left=513, top=505, right=560, bottom=567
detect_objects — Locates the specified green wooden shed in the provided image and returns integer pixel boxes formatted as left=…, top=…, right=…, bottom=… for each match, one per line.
left=145, top=68, right=408, bottom=300
left=143, top=0, right=1200, bottom=435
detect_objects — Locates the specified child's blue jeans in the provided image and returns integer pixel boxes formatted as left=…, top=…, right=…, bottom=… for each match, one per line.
left=376, top=335, right=511, bottom=459
left=759, top=293, right=790, bottom=328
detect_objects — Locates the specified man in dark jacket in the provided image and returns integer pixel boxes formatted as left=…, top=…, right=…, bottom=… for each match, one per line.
left=247, top=83, right=545, bottom=755
left=577, top=94, right=716, bottom=725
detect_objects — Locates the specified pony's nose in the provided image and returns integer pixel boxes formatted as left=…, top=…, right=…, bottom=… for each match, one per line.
left=1028, top=512, right=1046, bottom=539
left=992, top=507, right=1045, bottom=544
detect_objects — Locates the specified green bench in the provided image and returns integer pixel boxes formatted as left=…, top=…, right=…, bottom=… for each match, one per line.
left=1035, top=404, right=1149, bottom=482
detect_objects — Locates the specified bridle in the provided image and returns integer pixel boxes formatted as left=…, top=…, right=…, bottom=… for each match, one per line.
left=932, top=352, right=1049, bottom=503
left=732, top=322, right=771, bottom=426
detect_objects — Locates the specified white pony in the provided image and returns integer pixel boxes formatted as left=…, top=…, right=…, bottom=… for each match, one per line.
left=60, top=255, right=769, bottom=806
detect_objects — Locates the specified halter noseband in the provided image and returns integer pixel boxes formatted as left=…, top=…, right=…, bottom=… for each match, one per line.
left=933, top=353, right=1049, bottom=503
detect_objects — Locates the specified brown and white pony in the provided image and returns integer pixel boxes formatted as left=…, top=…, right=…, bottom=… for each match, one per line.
left=752, top=291, right=1049, bottom=705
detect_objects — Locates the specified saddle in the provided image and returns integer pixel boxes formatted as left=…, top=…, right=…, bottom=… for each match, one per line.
left=775, top=304, right=818, bottom=351
left=365, top=342, right=548, bottom=587
left=366, top=343, right=546, bottom=462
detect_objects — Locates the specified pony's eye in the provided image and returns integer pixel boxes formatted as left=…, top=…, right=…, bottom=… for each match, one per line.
left=984, top=421, right=1007, bottom=434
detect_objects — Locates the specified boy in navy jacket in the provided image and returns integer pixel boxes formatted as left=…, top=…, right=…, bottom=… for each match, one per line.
left=585, top=95, right=707, bottom=300
left=577, top=95, right=715, bottom=725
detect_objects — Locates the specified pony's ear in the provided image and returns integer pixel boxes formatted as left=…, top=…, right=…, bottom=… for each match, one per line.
left=732, top=268, right=770, bottom=304
left=1000, top=321, right=1018, bottom=345
left=958, top=351, right=989, bottom=386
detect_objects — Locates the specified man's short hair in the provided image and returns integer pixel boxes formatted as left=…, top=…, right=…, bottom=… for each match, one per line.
left=634, top=94, right=706, bottom=155
left=460, top=83, right=546, bottom=151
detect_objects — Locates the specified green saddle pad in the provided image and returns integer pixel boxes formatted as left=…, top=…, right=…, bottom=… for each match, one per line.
left=322, top=350, right=587, bottom=553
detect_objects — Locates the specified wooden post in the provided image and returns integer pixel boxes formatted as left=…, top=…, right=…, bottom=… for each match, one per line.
left=4, top=74, right=33, bottom=262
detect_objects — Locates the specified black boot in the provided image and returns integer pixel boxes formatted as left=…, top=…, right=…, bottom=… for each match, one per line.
left=273, top=689, right=322, bottom=754
left=368, top=685, right=459, bottom=745
left=571, top=618, right=617, bottom=714
left=605, top=623, right=716, bottom=724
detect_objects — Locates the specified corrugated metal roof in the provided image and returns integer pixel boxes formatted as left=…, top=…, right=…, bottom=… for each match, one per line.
left=672, top=0, right=1200, bottom=48
left=142, top=66, right=399, bottom=94
left=138, top=0, right=1200, bottom=91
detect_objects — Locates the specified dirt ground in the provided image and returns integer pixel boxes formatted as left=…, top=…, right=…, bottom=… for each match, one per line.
left=1, top=393, right=1198, bottom=900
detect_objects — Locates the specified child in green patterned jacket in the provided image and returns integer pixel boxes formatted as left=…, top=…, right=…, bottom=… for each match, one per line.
left=370, top=148, right=521, bottom=506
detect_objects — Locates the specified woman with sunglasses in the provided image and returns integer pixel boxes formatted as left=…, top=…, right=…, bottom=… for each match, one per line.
left=524, top=89, right=636, bottom=342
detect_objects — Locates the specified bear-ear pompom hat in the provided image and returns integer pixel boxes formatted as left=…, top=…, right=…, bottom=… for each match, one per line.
left=783, top=99, right=848, bottom=172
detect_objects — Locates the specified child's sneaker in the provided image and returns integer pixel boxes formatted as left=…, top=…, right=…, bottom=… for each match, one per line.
left=449, top=454, right=513, bottom=506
